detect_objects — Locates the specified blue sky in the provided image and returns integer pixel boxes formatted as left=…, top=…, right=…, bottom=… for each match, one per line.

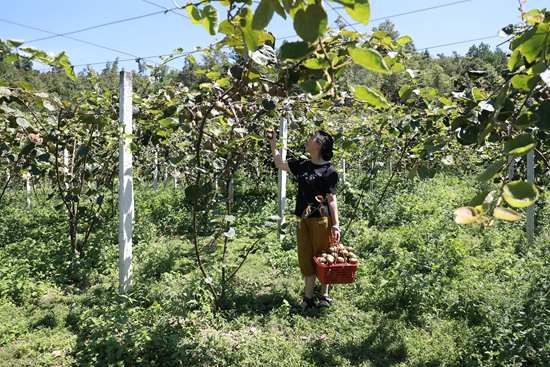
left=1, top=0, right=548, bottom=73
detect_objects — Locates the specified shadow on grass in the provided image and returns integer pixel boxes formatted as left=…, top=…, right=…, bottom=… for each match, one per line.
left=303, top=320, right=408, bottom=367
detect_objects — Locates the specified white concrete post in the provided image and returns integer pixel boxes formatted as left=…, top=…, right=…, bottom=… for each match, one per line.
left=277, top=116, right=288, bottom=240
left=153, top=149, right=158, bottom=192
left=174, top=168, right=178, bottom=189
left=118, top=71, right=134, bottom=295
left=26, top=172, right=31, bottom=207
left=526, top=148, right=534, bottom=245
left=63, top=149, right=69, bottom=175
left=340, top=158, right=346, bottom=183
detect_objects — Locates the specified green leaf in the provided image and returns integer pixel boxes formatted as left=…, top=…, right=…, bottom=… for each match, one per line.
left=42, top=100, right=55, bottom=111
left=200, top=5, right=219, bottom=35
left=398, top=86, right=413, bottom=102
left=300, top=79, right=332, bottom=100
left=159, top=118, right=176, bottom=127
left=353, top=85, right=389, bottom=109
left=456, top=125, right=479, bottom=145
left=279, top=41, right=315, bottom=61
left=206, top=71, right=221, bottom=80
left=239, top=8, right=261, bottom=53
left=16, top=117, right=32, bottom=129
left=507, top=48, right=523, bottom=71
left=156, top=130, right=172, bottom=136
left=169, top=155, right=185, bottom=165
left=493, top=207, right=521, bottom=221
left=453, top=206, right=480, bottom=224
left=468, top=190, right=496, bottom=212
left=261, top=99, right=276, bottom=111
left=475, top=159, right=505, bottom=182
left=252, top=0, right=277, bottom=30
left=185, top=185, right=203, bottom=201
left=341, top=0, right=370, bottom=25
left=223, top=227, right=236, bottom=238
left=515, top=111, right=539, bottom=128
left=21, top=142, right=35, bottom=156
left=77, top=146, right=90, bottom=157
left=16, top=80, right=34, bottom=91
left=65, top=65, right=76, bottom=81
left=7, top=39, right=24, bottom=48
left=4, top=54, right=19, bottom=63
left=303, top=57, right=331, bottom=69
left=187, top=5, right=201, bottom=25
left=294, top=4, right=327, bottom=43
left=349, top=46, right=391, bottom=74
left=502, top=181, right=538, bottom=208
left=396, top=35, right=412, bottom=45
left=503, top=134, right=536, bottom=157
left=519, top=21, right=550, bottom=64
left=511, top=74, right=538, bottom=92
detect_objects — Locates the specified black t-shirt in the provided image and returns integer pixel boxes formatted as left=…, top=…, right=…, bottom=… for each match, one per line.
left=288, top=159, right=339, bottom=218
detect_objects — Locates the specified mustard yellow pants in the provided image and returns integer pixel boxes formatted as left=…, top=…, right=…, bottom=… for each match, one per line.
left=296, top=216, right=334, bottom=277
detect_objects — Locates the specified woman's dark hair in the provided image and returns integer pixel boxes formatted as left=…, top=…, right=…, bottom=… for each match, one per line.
left=313, top=131, right=334, bottom=161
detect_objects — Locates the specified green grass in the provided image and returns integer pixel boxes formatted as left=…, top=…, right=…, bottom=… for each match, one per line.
left=1, top=172, right=549, bottom=366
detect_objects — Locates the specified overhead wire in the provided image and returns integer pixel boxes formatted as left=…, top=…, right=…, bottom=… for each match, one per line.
left=0, top=1, right=192, bottom=71
left=2, top=0, right=505, bottom=75
left=25, top=10, right=185, bottom=43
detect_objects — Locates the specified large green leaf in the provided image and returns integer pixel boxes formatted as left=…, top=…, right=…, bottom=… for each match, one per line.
left=341, top=0, right=370, bottom=25
left=4, top=54, right=19, bottom=63
left=294, top=4, right=327, bottom=43
left=468, top=190, right=496, bottom=212
left=303, top=57, right=331, bottom=69
left=252, top=0, right=285, bottom=30
left=185, top=185, right=203, bottom=201
left=200, top=5, right=219, bottom=35
left=396, top=35, right=412, bottom=45
left=507, top=48, right=523, bottom=71
left=186, top=5, right=201, bottom=25
left=515, top=111, right=539, bottom=129
left=279, top=41, right=315, bottom=61
left=502, top=181, right=538, bottom=208
left=456, top=125, right=479, bottom=145
left=348, top=46, right=390, bottom=74
left=239, top=8, right=261, bottom=53
left=353, top=85, right=389, bottom=109
left=7, top=39, right=24, bottom=48
left=503, top=134, right=536, bottom=157
left=518, top=21, right=550, bottom=64
left=453, top=206, right=480, bottom=224
left=530, top=100, right=550, bottom=130
left=475, top=159, right=505, bottom=182
left=511, top=74, right=538, bottom=92
left=300, top=79, right=332, bottom=100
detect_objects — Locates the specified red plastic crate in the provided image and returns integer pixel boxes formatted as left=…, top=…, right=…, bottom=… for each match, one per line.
left=314, top=255, right=359, bottom=284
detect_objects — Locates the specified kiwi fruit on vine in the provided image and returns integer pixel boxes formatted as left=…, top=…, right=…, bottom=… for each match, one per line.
left=262, top=83, right=270, bottom=93
left=195, top=111, right=204, bottom=120
left=204, top=140, right=216, bottom=151
left=214, top=101, right=224, bottom=110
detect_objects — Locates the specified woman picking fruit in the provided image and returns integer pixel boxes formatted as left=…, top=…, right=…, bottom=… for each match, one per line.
left=267, top=128, right=340, bottom=311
